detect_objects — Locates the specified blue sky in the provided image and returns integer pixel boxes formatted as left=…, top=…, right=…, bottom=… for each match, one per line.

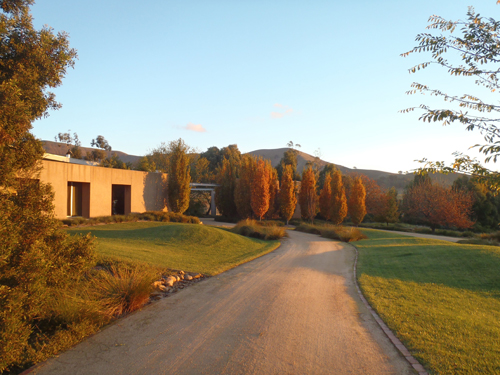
left=30, top=1, right=500, bottom=173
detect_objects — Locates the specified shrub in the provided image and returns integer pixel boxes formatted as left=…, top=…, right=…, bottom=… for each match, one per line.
left=231, top=219, right=287, bottom=240
left=90, top=266, right=158, bottom=318
left=295, top=223, right=367, bottom=243
left=321, top=227, right=367, bottom=242
left=59, top=211, right=200, bottom=227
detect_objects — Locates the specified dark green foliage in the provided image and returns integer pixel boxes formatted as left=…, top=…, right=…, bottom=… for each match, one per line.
left=317, top=163, right=337, bottom=191
left=60, top=212, right=201, bottom=226
left=276, top=148, right=300, bottom=181
left=0, top=1, right=103, bottom=372
left=453, top=176, right=500, bottom=232
left=215, top=158, right=238, bottom=218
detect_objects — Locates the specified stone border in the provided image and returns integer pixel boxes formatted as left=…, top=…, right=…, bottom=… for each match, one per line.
left=350, top=243, right=429, bottom=375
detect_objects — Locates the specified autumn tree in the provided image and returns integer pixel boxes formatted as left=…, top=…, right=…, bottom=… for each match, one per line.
left=404, top=179, right=475, bottom=232
left=167, top=139, right=191, bottom=214
left=0, top=2, right=96, bottom=372
left=348, top=177, right=367, bottom=226
left=266, top=167, right=280, bottom=219
left=375, top=187, right=400, bottom=226
left=355, top=174, right=386, bottom=218
left=299, top=166, right=318, bottom=222
left=234, top=155, right=255, bottom=219
left=402, top=6, right=500, bottom=189
left=279, top=165, right=297, bottom=225
left=330, top=170, right=348, bottom=225
left=215, top=157, right=238, bottom=218
left=319, top=173, right=333, bottom=221
left=251, top=159, right=271, bottom=220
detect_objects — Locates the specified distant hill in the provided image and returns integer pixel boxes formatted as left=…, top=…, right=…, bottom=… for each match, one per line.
left=42, top=141, right=461, bottom=192
left=42, top=140, right=142, bottom=165
left=247, top=148, right=461, bottom=192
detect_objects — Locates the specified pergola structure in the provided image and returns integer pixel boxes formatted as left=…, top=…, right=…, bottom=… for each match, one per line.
left=189, top=183, right=219, bottom=216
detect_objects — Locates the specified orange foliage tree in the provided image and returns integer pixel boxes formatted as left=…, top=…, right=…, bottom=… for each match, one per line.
left=348, top=177, right=367, bottom=226
left=235, top=155, right=255, bottom=219
left=251, top=159, right=271, bottom=220
left=279, top=165, right=297, bottom=225
left=299, top=166, right=318, bottom=222
left=404, top=180, right=475, bottom=232
left=355, top=174, right=386, bottom=218
left=330, top=170, right=348, bottom=225
left=265, top=167, right=280, bottom=219
left=319, top=172, right=333, bottom=221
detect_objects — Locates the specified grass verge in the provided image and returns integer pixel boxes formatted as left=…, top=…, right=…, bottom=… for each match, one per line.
left=355, top=229, right=500, bottom=374
left=67, top=221, right=280, bottom=276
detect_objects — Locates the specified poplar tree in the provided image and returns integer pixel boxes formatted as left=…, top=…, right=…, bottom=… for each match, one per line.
left=266, top=167, right=280, bottom=219
left=215, top=158, right=238, bottom=218
left=234, top=155, right=255, bottom=219
left=279, top=165, right=297, bottom=225
left=167, top=139, right=191, bottom=214
left=251, top=159, right=270, bottom=220
left=299, top=166, right=318, bottom=223
left=330, top=170, right=348, bottom=225
left=383, top=187, right=400, bottom=225
left=319, top=173, right=333, bottom=221
left=348, top=177, right=367, bottom=226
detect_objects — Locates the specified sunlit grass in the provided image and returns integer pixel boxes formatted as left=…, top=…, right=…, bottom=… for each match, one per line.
left=356, top=229, right=500, bottom=374
left=67, top=222, right=280, bottom=276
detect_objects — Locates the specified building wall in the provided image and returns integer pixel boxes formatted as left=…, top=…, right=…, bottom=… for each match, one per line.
left=39, top=160, right=168, bottom=219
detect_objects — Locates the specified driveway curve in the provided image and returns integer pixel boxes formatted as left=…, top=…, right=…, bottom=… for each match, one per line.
left=32, top=230, right=413, bottom=375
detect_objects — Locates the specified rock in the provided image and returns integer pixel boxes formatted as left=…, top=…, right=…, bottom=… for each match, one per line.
left=185, top=274, right=193, bottom=281
left=153, top=281, right=164, bottom=289
left=165, top=276, right=177, bottom=287
left=179, top=270, right=185, bottom=275
left=179, top=274, right=184, bottom=280
left=158, top=285, right=168, bottom=292
left=193, top=273, right=202, bottom=279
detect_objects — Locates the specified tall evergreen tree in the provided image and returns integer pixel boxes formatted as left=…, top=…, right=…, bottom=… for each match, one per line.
left=234, top=155, right=255, bottom=219
left=265, top=167, right=280, bottom=219
left=167, top=139, right=191, bottom=214
left=215, top=158, right=238, bottom=218
left=348, top=177, right=367, bottom=226
left=330, top=170, right=348, bottom=225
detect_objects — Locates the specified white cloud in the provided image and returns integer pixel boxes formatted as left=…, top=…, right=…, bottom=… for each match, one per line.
left=183, top=123, right=206, bottom=133
left=270, top=104, right=294, bottom=119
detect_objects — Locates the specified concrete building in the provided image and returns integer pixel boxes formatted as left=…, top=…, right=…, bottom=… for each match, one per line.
left=40, top=154, right=168, bottom=219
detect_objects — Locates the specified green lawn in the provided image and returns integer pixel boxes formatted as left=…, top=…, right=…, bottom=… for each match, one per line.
left=355, top=229, right=500, bottom=374
left=67, top=222, right=280, bottom=276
